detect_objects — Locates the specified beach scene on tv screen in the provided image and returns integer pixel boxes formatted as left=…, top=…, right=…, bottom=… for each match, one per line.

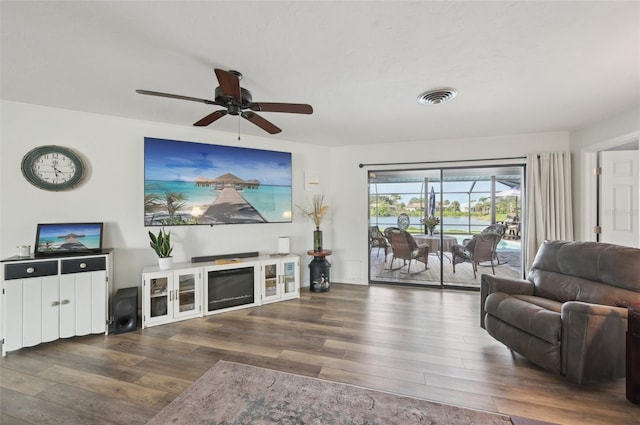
left=144, top=137, right=292, bottom=226
left=37, top=224, right=102, bottom=252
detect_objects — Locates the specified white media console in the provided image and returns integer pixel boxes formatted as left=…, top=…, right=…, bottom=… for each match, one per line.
left=141, top=254, right=300, bottom=328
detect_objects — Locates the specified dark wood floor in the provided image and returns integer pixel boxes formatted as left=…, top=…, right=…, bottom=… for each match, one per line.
left=1, top=283, right=638, bottom=425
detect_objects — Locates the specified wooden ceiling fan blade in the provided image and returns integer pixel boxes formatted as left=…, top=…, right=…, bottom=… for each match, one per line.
left=194, top=110, right=228, bottom=126
left=136, top=89, right=216, bottom=105
left=214, top=69, right=241, bottom=101
left=241, top=111, right=281, bottom=134
left=248, top=102, right=313, bottom=114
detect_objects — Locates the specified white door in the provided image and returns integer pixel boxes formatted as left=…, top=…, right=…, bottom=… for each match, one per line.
left=599, top=150, right=639, bottom=247
left=40, top=276, right=60, bottom=343
left=59, top=275, right=76, bottom=338
left=91, top=271, right=107, bottom=334
left=23, top=278, right=44, bottom=346
left=4, top=281, right=24, bottom=352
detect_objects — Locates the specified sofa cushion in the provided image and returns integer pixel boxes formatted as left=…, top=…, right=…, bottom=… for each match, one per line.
left=485, top=292, right=561, bottom=345
left=512, top=294, right=562, bottom=313
left=528, top=268, right=640, bottom=306
left=531, top=241, right=640, bottom=293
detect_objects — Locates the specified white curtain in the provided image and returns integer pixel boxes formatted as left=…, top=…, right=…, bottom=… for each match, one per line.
left=525, top=152, right=574, bottom=268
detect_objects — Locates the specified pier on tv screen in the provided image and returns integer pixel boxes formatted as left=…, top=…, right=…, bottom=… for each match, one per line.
left=35, top=222, right=103, bottom=255
left=144, top=137, right=292, bottom=226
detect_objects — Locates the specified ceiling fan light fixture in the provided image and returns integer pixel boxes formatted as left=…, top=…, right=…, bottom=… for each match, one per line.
left=417, top=88, right=458, bottom=105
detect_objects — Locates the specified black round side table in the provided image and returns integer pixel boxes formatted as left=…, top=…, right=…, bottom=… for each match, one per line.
left=307, top=250, right=331, bottom=292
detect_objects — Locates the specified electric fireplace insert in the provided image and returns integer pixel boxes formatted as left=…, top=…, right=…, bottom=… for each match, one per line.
left=207, top=266, right=255, bottom=312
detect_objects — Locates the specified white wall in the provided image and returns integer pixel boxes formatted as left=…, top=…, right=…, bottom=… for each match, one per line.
left=570, top=106, right=640, bottom=240
left=1, top=100, right=571, bottom=291
left=0, top=101, right=331, bottom=292
left=571, top=107, right=640, bottom=151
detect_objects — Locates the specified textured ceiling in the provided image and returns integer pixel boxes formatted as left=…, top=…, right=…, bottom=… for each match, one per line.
left=1, top=1, right=638, bottom=146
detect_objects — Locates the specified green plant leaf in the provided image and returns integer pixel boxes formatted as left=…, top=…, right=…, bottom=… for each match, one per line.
left=149, top=227, right=173, bottom=258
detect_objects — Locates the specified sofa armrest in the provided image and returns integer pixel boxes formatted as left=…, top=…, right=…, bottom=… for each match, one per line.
left=561, top=301, right=628, bottom=383
left=480, top=274, right=534, bottom=329
left=562, top=301, right=628, bottom=317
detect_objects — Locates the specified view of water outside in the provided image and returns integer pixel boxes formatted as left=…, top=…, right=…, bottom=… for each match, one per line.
left=370, top=179, right=520, bottom=237
left=371, top=215, right=495, bottom=233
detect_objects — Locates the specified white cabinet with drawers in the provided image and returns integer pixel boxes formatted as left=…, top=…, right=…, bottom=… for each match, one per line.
left=1, top=251, right=112, bottom=356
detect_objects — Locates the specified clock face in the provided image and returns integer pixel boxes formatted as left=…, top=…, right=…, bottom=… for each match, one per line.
left=31, top=152, right=77, bottom=184
left=22, top=146, right=85, bottom=191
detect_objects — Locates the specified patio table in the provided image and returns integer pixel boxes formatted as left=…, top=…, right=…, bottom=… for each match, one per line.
left=413, top=234, right=457, bottom=261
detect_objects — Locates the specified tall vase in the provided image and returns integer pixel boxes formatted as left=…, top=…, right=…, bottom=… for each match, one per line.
left=313, top=229, right=323, bottom=252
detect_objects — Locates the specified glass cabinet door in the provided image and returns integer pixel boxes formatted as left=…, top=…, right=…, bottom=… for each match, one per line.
left=143, top=268, right=202, bottom=328
left=263, top=263, right=278, bottom=299
left=149, top=276, right=170, bottom=320
left=174, top=270, right=199, bottom=317
left=282, top=259, right=298, bottom=295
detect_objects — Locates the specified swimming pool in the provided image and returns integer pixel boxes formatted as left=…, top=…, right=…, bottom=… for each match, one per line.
left=444, top=235, right=521, bottom=250
left=497, top=239, right=522, bottom=250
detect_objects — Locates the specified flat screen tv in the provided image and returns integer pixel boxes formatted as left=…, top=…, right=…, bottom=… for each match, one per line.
left=34, top=222, right=104, bottom=256
left=144, top=137, right=292, bottom=226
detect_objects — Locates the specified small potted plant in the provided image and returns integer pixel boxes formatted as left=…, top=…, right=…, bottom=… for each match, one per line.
left=149, top=227, right=174, bottom=269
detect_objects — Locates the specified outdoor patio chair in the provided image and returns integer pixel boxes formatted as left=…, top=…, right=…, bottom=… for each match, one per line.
left=369, top=225, right=389, bottom=260
left=451, top=233, right=501, bottom=279
left=385, top=227, right=429, bottom=274
left=503, top=214, right=520, bottom=239
left=460, top=224, right=505, bottom=263
left=481, top=223, right=506, bottom=264
left=482, top=223, right=506, bottom=237
left=506, top=221, right=521, bottom=239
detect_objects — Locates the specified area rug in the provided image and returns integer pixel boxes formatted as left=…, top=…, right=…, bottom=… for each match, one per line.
left=147, top=360, right=545, bottom=425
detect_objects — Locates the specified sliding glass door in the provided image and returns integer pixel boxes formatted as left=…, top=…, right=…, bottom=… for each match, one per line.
left=368, top=165, right=524, bottom=289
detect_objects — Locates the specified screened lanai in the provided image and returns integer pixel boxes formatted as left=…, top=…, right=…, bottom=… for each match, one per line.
left=368, top=165, right=525, bottom=289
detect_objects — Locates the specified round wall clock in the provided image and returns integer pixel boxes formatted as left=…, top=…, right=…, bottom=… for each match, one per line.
left=21, top=145, right=85, bottom=191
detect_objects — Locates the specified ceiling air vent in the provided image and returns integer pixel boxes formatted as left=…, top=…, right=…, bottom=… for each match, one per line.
left=417, top=88, right=457, bottom=105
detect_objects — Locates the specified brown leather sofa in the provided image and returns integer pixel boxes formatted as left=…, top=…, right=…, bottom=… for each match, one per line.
left=481, top=240, right=640, bottom=383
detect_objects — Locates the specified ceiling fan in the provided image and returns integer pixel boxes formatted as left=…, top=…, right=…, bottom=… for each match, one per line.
left=136, top=68, right=313, bottom=134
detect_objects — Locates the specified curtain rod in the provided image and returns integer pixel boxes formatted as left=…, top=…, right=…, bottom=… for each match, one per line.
left=358, top=156, right=527, bottom=168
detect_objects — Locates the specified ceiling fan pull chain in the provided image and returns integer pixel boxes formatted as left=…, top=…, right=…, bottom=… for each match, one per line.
left=238, top=115, right=241, bottom=141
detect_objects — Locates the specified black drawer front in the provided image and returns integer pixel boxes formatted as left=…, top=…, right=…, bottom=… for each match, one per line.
left=5, top=261, right=58, bottom=280
left=61, top=257, right=106, bottom=274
